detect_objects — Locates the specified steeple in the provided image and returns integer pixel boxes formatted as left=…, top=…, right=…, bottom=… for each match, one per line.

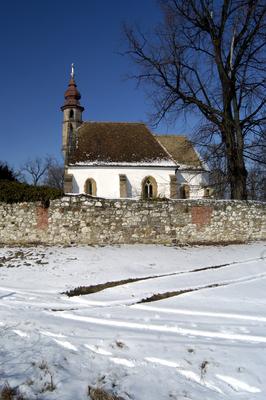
left=61, top=64, right=84, bottom=163
left=61, top=64, right=84, bottom=111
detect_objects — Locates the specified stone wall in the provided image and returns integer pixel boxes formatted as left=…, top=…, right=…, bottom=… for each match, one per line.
left=0, top=196, right=265, bottom=245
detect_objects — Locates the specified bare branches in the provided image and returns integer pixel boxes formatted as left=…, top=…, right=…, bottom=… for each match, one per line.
left=43, top=160, right=64, bottom=190
left=124, top=0, right=266, bottom=199
left=21, top=157, right=52, bottom=186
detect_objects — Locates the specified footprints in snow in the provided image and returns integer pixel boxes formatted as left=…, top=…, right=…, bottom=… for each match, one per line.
left=13, top=329, right=29, bottom=337
left=10, top=327, right=261, bottom=395
left=85, top=344, right=112, bottom=356
left=216, top=374, right=261, bottom=394
left=52, top=339, right=78, bottom=351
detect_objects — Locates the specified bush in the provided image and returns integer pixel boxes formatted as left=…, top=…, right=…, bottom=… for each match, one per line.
left=0, top=180, right=63, bottom=204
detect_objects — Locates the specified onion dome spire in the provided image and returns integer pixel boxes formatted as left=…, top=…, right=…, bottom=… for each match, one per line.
left=61, top=64, right=84, bottom=111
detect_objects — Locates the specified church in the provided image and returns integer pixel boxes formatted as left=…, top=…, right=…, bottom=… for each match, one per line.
left=61, top=66, right=209, bottom=199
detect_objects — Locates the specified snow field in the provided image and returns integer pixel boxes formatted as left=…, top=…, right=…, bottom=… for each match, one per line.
left=0, top=242, right=266, bottom=399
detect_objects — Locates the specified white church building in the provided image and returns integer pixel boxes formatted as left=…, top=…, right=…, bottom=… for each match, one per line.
left=61, top=66, right=209, bottom=199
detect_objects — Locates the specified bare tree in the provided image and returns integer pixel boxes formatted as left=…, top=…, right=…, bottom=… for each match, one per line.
left=202, top=144, right=229, bottom=198
left=247, top=165, right=265, bottom=200
left=202, top=140, right=266, bottom=199
left=21, top=156, right=52, bottom=186
left=124, top=0, right=266, bottom=199
left=44, top=159, right=64, bottom=190
left=247, top=139, right=266, bottom=200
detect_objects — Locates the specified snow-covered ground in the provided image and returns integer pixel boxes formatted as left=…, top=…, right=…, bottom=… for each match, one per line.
left=0, top=242, right=266, bottom=399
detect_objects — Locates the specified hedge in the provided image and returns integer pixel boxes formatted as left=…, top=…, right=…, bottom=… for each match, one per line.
left=0, top=180, right=63, bottom=204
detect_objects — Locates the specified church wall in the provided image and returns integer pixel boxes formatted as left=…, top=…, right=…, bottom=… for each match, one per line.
left=177, top=170, right=209, bottom=199
left=0, top=197, right=265, bottom=245
left=67, top=166, right=207, bottom=199
left=67, top=166, right=177, bottom=198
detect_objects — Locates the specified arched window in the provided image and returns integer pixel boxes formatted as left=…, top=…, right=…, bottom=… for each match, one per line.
left=142, top=176, right=157, bottom=199
left=69, top=109, right=74, bottom=119
left=204, top=188, right=210, bottom=198
left=180, top=184, right=190, bottom=199
left=84, top=178, right=97, bottom=196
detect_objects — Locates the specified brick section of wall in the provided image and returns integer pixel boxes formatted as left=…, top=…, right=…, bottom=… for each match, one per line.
left=0, top=197, right=265, bottom=245
left=36, top=206, right=49, bottom=230
left=191, top=206, right=213, bottom=229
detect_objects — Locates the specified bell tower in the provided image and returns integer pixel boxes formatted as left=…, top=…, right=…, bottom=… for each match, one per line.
left=61, top=64, right=84, bottom=164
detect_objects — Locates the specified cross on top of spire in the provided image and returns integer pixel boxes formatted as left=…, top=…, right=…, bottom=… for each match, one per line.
left=71, top=63, right=75, bottom=79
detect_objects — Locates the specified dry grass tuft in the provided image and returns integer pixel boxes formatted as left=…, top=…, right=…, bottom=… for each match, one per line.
left=88, top=386, right=125, bottom=400
left=200, top=360, right=209, bottom=379
left=0, top=382, right=24, bottom=400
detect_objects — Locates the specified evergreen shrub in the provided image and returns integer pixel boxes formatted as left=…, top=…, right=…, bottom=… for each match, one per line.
left=0, top=180, right=63, bottom=204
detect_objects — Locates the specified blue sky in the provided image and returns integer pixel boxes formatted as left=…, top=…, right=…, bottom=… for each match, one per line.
left=0, top=0, right=196, bottom=170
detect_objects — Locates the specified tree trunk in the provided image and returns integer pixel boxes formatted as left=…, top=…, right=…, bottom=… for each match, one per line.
left=221, top=86, right=248, bottom=200
left=226, top=140, right=248, bottom=200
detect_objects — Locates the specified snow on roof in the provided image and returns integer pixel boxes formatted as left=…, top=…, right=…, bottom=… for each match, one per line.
left=70, top=159, right=177, bottom=167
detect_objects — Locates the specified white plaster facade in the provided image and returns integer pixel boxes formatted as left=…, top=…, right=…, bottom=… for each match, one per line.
left=67, top=165, right=208, bottom=199
left=176, top=169, right=209, bottom=199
